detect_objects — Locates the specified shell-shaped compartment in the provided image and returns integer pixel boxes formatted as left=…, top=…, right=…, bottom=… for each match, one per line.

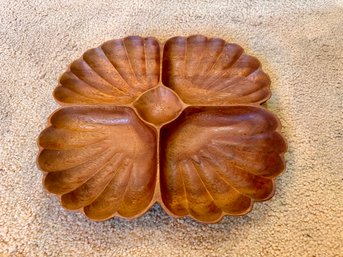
left=38, top=106, right=157, bottom=220
left=54, top=36, right=160, bottom=105
left=160, top=106, right=286, bottom=222
left=162, top=35, right=271, bottom=105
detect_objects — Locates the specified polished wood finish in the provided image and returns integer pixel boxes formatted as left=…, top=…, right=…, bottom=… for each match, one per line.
left=38, top=35, right=287, bottom=223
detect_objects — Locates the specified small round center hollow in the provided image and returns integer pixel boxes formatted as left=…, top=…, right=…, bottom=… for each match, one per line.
left=133, top=86, right=183, bottom=125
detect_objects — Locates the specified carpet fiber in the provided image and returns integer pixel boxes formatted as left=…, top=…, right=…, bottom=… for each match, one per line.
left=0, top=0, right=342, bottom=256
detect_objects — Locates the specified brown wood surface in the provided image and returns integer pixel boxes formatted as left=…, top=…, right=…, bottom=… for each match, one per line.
left=37, top=35, right=287, bottom=223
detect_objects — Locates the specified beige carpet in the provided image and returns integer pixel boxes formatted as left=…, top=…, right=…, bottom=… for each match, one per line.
left=1, top=0, right=342, bottom=256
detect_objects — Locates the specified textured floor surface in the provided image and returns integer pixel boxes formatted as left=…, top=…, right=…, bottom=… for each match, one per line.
left=1, top=0, right=342, bottom=256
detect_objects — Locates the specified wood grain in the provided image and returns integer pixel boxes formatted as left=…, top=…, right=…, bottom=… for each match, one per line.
left=37, top=35, right=286, bottom=223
